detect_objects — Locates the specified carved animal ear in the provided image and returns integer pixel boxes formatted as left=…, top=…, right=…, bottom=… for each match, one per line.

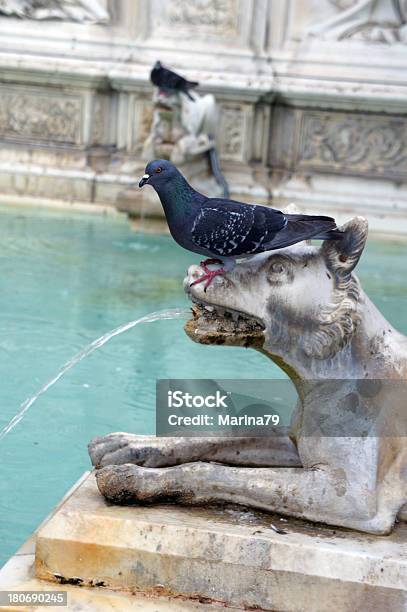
left=321, top=216, right=368, bottom=276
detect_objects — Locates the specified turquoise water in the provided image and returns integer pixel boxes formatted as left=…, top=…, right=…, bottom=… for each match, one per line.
left=0, top=205, right=406, bottom=566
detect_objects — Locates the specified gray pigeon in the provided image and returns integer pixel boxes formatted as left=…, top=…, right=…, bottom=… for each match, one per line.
left=139, top=160, right=343, bottom=290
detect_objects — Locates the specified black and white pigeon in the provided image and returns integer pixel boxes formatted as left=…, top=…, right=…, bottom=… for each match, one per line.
left=150, top=61, right=199, bottom=101
left=139, top=160, right=343, bottom=290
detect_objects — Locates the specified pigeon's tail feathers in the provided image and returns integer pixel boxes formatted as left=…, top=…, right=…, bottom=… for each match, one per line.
left=184, top=89, right=196, bottom=101
left=182, top=81, right=199, bottom=101
left=285, top=214, right=343, bottom=239
left=285, top=213, right=336, bottom=223
left=263, top=214, right=343, bottom=250
left=313, top=228, right=344, bottom=240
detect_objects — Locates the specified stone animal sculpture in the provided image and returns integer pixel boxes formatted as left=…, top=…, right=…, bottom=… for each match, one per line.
left=89, top=216, right=407, bottom=535
left=142, top=89, right=217, bottom=167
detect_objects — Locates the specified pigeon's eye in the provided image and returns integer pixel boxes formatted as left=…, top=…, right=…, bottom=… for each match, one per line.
left=155, top=167, right=163, bottom=173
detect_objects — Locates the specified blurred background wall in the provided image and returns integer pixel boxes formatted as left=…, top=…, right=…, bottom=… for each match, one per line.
left=0, top=0, right=406, bottom=233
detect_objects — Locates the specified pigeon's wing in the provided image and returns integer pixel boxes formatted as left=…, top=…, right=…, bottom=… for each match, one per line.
left=163, top=68, right=184, bottom=89
left=151, top=66, right=182, bottom=90
left=150, top=67, right=162, bottom=87
left=191, top=201, right=286, bottom=257
left=261, top=214, right=342, bottom=250
left=151, top=64, right=198, bottom=96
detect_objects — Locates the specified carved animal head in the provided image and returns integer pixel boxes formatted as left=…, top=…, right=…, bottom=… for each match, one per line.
left=185, top=217, right=369, bottom=368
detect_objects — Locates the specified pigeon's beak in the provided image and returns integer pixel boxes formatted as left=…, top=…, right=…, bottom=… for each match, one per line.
left=139, top=174, right=150, bottom=188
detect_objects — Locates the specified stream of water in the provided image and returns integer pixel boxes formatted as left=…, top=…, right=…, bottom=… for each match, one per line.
left=0, top=308, right=189, bottom=442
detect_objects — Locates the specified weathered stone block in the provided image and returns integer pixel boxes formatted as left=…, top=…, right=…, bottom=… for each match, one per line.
left=34, top=472, right=407, bottom=612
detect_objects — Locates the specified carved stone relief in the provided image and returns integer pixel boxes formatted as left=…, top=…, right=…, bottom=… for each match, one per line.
left=309, top=0, right=407, bottom=44
left=0, top=88, right=82, bottom=144
left=167, top=0, right=238, bottom=33
left=329, top=0, right=359, bottom=8
left=90, top=94, right=112, bottom=146
left=131, top=98, right=154, bottom=154
left=0, top=0, right=109, bottom=23
left=219, top=104, right=247, bottom=162
left=298, top=110, right=407, bottom=178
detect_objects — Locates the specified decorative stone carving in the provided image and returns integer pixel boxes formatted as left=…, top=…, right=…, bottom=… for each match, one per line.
left=0, top=0, right=109, bottom=23
left=167, top=0, right=238, bottom=32
left=297, top=110, right=407, bottom=178
left=219, top=104, right=246, bottom=162
left=0, top=89, right=82, bottom=144
left=309, top=0, right=407, bottom=44
left=89, top=94, right=110, bottom=146
left=131, top=99, right=154, bottom=155
left=329, top=0, right=359, bottom=8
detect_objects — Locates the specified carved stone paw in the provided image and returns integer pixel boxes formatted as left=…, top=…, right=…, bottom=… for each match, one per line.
left=95, top=464, right=185, bottom=505
left=88, top=433, right=171, bottom=469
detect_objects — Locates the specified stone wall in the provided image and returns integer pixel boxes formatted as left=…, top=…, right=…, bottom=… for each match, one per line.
left=0, top=0, right=406, bottom=231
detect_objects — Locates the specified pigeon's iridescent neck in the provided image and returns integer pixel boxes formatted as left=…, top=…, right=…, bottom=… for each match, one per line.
left=155, top=174, right=203, bottom=220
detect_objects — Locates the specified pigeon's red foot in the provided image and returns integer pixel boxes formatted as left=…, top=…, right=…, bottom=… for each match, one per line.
left=190, top=267, right=226, bottom=292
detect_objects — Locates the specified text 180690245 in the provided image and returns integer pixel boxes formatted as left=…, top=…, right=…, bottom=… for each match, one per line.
left=0, top=592, right=67, bottom=607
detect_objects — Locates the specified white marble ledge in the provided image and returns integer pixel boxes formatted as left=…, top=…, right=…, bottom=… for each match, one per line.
left=0, top=51, right=274, bottom=101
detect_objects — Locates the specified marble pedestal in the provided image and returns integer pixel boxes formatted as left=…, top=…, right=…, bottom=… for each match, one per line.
left=1, top=472, right=405, bottom=611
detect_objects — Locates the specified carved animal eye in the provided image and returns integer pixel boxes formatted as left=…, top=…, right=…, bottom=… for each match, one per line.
left=267, top=258, right=293, bottom=285
left=270, top=262, right=285, bottom=274
left=155, top=167, right=162, bottom=173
